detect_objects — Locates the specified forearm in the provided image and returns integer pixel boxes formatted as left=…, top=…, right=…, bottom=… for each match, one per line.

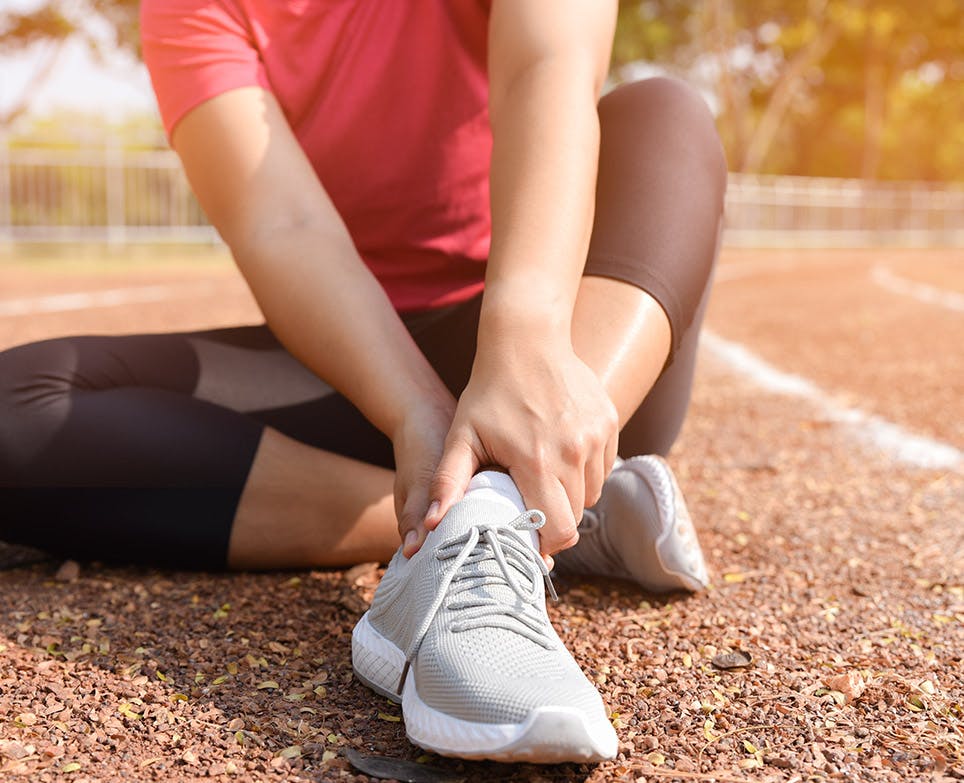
left=234, top=226, right=453, bottom=438
left=481, top=65, right=602, bottom=345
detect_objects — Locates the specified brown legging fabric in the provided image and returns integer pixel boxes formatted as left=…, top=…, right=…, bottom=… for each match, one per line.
left=0, top=78, right=727, bottom=569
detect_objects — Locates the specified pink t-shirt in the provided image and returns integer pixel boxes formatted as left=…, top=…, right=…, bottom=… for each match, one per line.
left=141, top=0, right=492, bottom=312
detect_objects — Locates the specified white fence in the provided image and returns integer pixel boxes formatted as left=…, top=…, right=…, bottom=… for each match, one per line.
left=0, top=145, right=217, bottom=245
left=1, top=145, right=962, bottom=247
left=725, top=173, right=964, bottom=248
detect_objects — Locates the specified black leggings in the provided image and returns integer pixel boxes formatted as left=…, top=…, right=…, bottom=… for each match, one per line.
left=0, top=79, right=726, bottom=569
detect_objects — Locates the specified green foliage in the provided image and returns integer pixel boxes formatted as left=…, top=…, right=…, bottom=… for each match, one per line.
left=4, top=0, right=962, bottom=181
left=614, top=0, right=964, bottom=181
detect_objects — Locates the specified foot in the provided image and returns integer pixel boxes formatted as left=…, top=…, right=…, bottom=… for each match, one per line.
left=351, top=489, right=618, bottom=763
left=553, top=455, right=709, bottom=592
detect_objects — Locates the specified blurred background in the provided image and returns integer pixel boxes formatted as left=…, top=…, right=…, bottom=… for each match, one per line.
left=0, top=0, right=962, bottom=249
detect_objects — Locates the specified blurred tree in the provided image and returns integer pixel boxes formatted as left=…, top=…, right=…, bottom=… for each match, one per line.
left=0, top=0, right=139, bottom=127
left=3, top=0, right=962, bottom=180
left=613, top=0, right=964, bottom=181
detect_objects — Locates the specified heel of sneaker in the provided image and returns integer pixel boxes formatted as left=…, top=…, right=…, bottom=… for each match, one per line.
left=623, top=455, right=709, bottom=592
left=351, top=612, right=405, bottom=703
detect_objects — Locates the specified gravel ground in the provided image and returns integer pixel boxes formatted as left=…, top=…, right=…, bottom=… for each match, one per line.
left=1, top=249, right=961, bottom=782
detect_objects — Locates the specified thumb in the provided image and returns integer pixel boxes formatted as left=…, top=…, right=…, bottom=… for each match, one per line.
left=425, top=432, right=477, bottom=530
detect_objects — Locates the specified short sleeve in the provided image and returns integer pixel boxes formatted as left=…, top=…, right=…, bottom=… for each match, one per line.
left=140, top=0, right=270, bottom=138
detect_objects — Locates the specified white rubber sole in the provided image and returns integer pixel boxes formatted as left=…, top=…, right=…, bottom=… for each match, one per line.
left=351, top=613, right=618, bottom=763
left=620, top=455, right=709, bottom=592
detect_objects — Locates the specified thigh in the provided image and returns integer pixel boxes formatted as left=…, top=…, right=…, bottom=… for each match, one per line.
left=189, top=303, right=487, bottom=468
left=182, top=325, right=398, bottom=467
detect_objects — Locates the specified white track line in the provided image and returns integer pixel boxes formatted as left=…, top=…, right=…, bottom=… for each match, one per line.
left=701, top=330, right=963, bottom=471
left=871, top=266, right=964, bottom=313
left=0, top=281, right=225, bottom=317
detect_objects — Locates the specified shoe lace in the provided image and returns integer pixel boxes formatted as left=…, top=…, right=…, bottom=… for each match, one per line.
left=397, top=509, right=559, bottom=694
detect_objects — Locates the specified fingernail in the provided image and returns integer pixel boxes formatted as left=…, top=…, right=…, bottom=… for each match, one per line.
left=426, top=500, right=440, bottom=521
left=403, top=530, right=418, bottom=553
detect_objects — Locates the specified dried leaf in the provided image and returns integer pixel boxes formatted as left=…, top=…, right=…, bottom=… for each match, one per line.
left=278, top=745, right=302, bottom=760
left=61, top=762, right=82, bottom=773
left=703, top=718, right=721, bottom=742
left=711, top=650, right=753, bottom=670
left=906, top=695, right=926, bottom=712
left=257, top=680, right=280, bottom=690
left=55, top=560, right=80, bottom=582
left=344, top=561, right=379, bottom=585
left=826, top=671, right=866, bottom=703
left=118, top=703, right=142, bottom=720
left=645, top=751, right=666, bottom=767
left=378, top=711, right=401, bottom=722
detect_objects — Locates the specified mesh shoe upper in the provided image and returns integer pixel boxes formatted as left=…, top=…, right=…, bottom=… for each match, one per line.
left=366, top=497, right=610, bottom=726
left=554, top=455, right=709, bottom=592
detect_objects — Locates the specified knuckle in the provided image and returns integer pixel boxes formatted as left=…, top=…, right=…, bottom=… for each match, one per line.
left=585, top=485, right=602, bottom=508
left=526, top=445, right=551, bottom=474
left=556, top=528, right=580, bottom=553
left=560, top=432, right=588, bottom=466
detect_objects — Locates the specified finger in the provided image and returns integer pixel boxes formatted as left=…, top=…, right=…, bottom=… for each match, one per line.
left=584, top=441, right=606, bottom=510
left=426, top=432, right=477, bottom=530
left=398, top=482, right=430, bottom=558
left=511, top=466, right=580, bottom=557
left=604, top=424, right=619, bottom=479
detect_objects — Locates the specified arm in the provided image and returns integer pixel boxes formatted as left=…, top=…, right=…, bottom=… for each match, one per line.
left=172, top=88, right=455, bottom=538
left=428, top=1, right=619, bottom=555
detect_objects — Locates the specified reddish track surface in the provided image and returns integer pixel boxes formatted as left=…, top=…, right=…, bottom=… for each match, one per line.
left=0, top=248, right=961, bottom=782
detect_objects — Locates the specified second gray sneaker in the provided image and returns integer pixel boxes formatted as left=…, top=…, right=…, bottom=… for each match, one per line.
left=554, top=455, right=709, bottom=592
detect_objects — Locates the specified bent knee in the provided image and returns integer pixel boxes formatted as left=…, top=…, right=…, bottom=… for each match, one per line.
left=0, top=339, right=78, bottom=478
left=600, top=77, right=728, bottom=194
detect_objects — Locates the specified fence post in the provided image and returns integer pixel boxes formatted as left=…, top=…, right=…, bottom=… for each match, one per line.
left=105, top=138, right=125, bottom=246
left=0, top=136, right=11, bottom=247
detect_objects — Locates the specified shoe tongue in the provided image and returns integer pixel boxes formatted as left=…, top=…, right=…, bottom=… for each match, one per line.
left=430, top=496, right=522, bottom=544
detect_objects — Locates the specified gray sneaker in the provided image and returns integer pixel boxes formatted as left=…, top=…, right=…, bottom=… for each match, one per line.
left=554, top=455, right=709, bottom=592
left=351, top=496, right=618, bottom=763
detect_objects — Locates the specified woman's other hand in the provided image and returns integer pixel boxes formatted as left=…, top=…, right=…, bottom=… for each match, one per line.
left=393, top=399, right=455, bottom=558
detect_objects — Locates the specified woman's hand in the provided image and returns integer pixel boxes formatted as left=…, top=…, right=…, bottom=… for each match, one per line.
left=426, top=325, right=619, bottom=556
left=393, top=398, right=456, bottom=558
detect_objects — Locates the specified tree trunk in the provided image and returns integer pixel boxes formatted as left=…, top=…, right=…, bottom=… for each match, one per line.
left=0, top=39, right=66, bottom=128
left=740, top=19, right=839, bottom=173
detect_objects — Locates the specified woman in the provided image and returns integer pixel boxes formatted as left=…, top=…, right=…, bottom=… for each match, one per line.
left=0, top=0, right=725, bottom=762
